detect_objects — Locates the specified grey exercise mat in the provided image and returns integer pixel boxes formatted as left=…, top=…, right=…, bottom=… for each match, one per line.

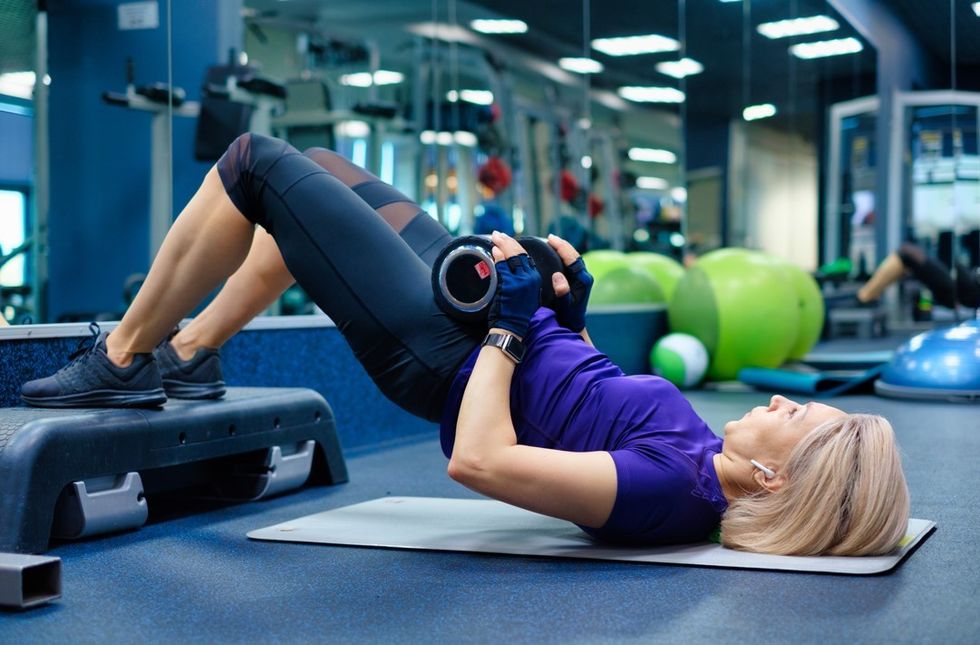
left=249, top=497, right=935, bottom=575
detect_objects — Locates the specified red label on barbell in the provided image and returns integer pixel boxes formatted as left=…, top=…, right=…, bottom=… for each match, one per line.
left=475, top=261, right=491, bottom=279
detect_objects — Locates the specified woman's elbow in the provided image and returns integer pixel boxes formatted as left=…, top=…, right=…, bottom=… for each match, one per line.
left=447, top=451, right=493, bottom=486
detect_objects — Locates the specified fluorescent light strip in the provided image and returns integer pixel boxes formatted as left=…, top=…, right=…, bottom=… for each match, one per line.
left=628, top=147, right=677, bottom=164
left=790, top=37, right=863, bottom=60
left=453, top=131, right=478, bottom=146
left=446, top=89, right=494, bottom=105
left=974, top=2, right=980, bottom=17
left=743, top=103, right=777, bottom=121
left=655, top=58, right=703, bottom=79
left=0, top=71, right=36, bottom=100
left=591, top=34, right=679, bottom=56
left=757, top=15, right=838, bottom=39
left=336, top=120, right=371, bottom=138
left=636, top=176, right=669, bottom=190
left=339, top=70, right=405, bottom=87
left=618, top=86, right=685, bottom=103
left=470, top=19, right=528, bottom=34
left=419, top=130, right=478, bottom=146
left=559, top=57, right=604, bottom=74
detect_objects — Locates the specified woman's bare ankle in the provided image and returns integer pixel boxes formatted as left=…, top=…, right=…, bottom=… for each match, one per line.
left=104, top=332, right=136, bottom=368
left=170, top=329, right=211, bottom=362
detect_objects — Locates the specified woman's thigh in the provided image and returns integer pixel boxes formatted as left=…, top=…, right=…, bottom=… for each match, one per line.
left=218, top=134, right=482, bottom=420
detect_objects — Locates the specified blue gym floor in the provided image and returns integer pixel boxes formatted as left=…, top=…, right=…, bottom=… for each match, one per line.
left=2, top=385, right=978, bottom=642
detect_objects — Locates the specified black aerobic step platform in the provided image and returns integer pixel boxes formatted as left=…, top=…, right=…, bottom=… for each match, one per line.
left=0, top=387, right=347, bottom=554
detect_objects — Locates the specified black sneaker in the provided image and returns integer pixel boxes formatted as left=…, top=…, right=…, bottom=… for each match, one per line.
left=153, top=334, right=226, bottom=400
left=21, top=323, right=167, bottom=408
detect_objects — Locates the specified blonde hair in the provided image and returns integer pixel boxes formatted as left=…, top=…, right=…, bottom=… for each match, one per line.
left=721, top=414, right=910, bottom=556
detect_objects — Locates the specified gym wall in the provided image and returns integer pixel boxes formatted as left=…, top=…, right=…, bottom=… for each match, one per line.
left=46, top=0, right=240, bottom=322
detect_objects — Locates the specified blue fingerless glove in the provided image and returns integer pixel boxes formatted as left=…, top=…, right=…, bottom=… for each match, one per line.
left=487, top=254, right=542, bottom=338
left=552, top=257, right=594, bottom=333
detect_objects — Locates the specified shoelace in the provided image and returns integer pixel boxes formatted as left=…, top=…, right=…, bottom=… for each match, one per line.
left=66, top=322, right=102, bottom=363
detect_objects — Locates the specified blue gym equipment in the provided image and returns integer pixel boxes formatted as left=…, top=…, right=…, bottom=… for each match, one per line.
left=875, top=319, right=980, bottom=402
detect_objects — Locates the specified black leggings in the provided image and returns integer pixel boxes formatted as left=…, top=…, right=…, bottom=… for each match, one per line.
left=217, top=133, right=483, bottom=422
left=896, top=242, right=980, bottom=309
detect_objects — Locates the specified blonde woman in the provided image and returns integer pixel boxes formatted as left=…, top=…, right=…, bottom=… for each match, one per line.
left=22, top=134, right=909, bottom=555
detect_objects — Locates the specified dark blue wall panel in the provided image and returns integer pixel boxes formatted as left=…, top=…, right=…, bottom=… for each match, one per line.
left=47, top=0, right=169, bottom=321
left=46, top=0, right=240, bottom=321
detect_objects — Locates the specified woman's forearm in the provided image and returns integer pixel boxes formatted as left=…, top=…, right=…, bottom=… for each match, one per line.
left=453, top=328, right=521, bottom=460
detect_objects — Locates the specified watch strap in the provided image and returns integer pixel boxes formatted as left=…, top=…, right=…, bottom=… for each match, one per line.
left=482, top=332, right=526, bottom=364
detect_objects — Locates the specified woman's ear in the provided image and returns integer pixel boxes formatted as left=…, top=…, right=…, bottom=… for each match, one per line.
left=752, top=466, right=788, bottom=493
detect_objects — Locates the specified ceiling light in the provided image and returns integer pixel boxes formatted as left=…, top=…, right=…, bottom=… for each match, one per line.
left=372, top=70, right=405, bottom=85
left=339, top=70, right=405, bottom=87
left=340, top=72, right=375, bottom=87
left=628, top=148, right=677, bottom=164
left=559, top=57, right=604, bottom=74
left=618, top=86, right=685, bottom=103
left=436, top=131, right=454, bottom=146
left=336, top=120, right=371, bottom=138
left=407, top=22, right=472, bottom=43
left=974, top=2, right=980, bottom=16
left=790, top=37, right=863, bottom=59
left=453, top=131, right=478, bottom=146
left=461, top=89, right=493, bottom=104
left=420, top=130, right=437, bottom=145
left=757, top=15, right=839, bottom=39
left=591, top=34, right=679, bottom=56
left=446, top=89, right=494, bottom=105
left=636, top=176, right=669, bottom=190
left=671, top=187, right=687, bottom=203
left=470, top=19, right=528, bottom=34
left=0, top=71, right=35, bottom=99
left=743, top=103, right=777, bottom=121
left=655, top=58, right=703, bottom=79
left=581, top=155, right=593, bottom=169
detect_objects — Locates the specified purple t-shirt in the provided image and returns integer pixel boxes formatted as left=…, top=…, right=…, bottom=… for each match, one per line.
left=440, top=308, right=728, bottom=545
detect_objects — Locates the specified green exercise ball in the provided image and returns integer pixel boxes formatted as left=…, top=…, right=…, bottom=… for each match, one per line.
left=777, top=261, right=825, bottom=360
left=668, top=248, right=799, bottom=380
left=650, top=333, right=709, bottom=388
left=627, top=252, right=685, bottom=302
left=589, top=266, right=666, bottom=306
left=581, top=250, right=629, bottom=281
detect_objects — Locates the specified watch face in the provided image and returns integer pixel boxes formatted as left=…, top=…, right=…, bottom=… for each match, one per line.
left=504, top=335, right=526, bottom=362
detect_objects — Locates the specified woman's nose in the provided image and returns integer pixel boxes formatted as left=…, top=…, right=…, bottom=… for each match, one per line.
left=769, top=395, right=789, bottom=410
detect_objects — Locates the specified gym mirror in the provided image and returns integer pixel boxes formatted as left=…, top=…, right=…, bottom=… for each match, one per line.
left=680, top=0, right=876, bottom=273
left=1, top=0, right=175, bottom=325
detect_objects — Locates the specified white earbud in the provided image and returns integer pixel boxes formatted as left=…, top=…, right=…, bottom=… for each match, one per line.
left=750, top=459, right=777, bottom=479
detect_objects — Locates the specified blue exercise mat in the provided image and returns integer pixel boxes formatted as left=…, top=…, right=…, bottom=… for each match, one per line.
left=800, top=350, right=894, bottom=371
left=738, top=364, right=886, bottom=397
left=249, top=497, right=935, bottom=575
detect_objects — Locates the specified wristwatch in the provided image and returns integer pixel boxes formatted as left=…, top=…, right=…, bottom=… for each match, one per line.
left=482, top=332, right=526, bottom=364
